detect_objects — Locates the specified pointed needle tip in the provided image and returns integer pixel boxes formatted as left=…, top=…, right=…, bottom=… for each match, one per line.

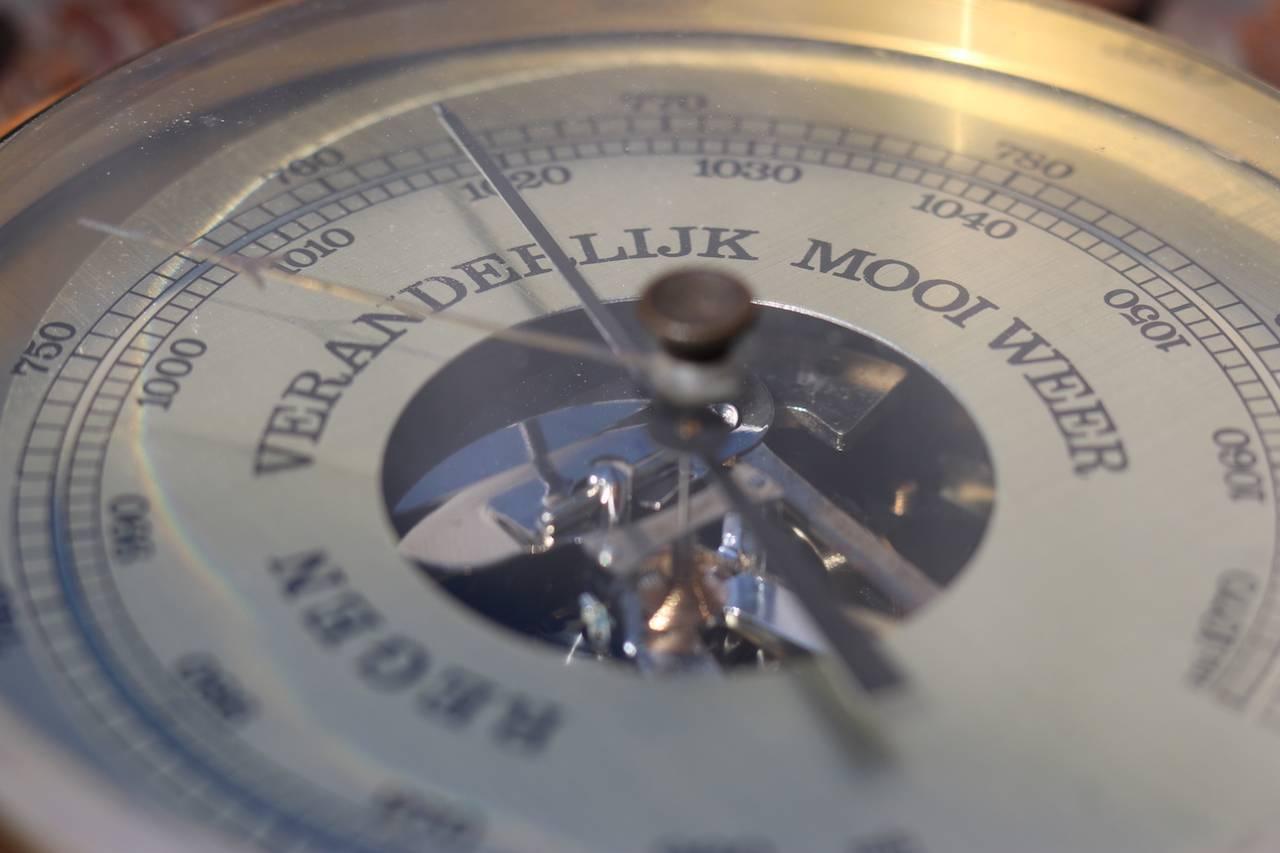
left=78, top=217, right=125, bottom=238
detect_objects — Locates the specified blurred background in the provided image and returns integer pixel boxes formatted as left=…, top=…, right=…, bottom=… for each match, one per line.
left=0, top=0, right=1277, bottom=132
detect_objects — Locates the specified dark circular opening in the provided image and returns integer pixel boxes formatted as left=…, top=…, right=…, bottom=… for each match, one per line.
left=381, top=301, right=994, bottom=673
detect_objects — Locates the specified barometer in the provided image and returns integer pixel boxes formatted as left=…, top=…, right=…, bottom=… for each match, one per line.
left=2, top=1, right=1279, bottom=851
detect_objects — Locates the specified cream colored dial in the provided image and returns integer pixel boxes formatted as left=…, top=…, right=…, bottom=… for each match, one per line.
left=2, top=3, right=1280, bottom=852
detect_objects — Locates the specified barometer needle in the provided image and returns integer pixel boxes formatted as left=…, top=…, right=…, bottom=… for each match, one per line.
left=434, top=102, right=652, bottom=362
left=434, top=100, right=905, bottom=707
left=77, top=218, right=635, bottom=368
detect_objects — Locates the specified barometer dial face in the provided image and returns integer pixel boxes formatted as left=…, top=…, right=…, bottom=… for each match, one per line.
left=1, top=2, right=1280, bottom=851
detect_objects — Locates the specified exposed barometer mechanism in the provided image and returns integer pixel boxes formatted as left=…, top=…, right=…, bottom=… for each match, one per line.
left=386, top=293, right=992, bottom=673
left=1, top=2, right=1280, bottom=852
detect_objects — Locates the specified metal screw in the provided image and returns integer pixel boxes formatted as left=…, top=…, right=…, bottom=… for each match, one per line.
left=637, top=268, right=757, bottom=362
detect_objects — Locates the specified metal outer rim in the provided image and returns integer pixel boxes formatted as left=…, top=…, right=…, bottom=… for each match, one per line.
left=0, top=1, right=1275, bottom=851
left=3, top=0, right=1279, bottom=230
left=0, top=702, right=237, bottom=853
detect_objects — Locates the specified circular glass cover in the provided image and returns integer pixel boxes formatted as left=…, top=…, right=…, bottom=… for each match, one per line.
left=1, top=3, right=1280, bottom=853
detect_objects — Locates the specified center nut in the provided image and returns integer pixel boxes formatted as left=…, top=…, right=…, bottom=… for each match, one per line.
left=638, top=269, right=759, bottom=411
left=637, top=268, right=759, bottom=362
